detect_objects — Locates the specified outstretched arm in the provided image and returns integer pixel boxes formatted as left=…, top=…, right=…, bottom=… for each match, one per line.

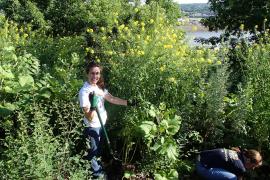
left=104, top=93, right=127, bottom=106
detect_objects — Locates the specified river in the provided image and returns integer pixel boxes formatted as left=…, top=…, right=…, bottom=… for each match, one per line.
left=185, top=31, right=223, bottom=46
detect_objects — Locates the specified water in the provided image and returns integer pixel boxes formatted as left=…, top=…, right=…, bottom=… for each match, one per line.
left=185, top=31, right=223, bottom=46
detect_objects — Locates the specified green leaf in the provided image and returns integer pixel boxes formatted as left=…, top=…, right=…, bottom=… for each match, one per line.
left=139, top=121, right=157, bottom=136
left=168, top=169, right=178, bottom=179
left=19, top=75, right=34, bottom=87
left=0, top=103, right=16, bottom=116
left=0, top=66, right=15, bottom=79
left=154, top=173, right=167, bottom=180
left=166, top=143, right=178, bottom=160
left=166, top=115, right=181, bottom=135
left=149, top=105, right=156, bottom=117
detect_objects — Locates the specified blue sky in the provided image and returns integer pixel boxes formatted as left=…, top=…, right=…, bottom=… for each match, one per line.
left=174, top=0, right=208, bottom=4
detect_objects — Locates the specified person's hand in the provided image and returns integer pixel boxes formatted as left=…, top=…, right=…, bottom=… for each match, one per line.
left=127, top=99, right=139, bottom=106
left=89, top=92, right=98, bottom=110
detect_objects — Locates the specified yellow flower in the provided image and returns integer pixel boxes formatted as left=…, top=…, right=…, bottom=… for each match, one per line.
left=101, top=36, right=107, bottom=41
left=149, top=19, right=154, bottom=24
left=160, top=65, right=166, bottom=72
left=100, top=27, right=105, bottom=32
left=133, top=21, right=139, bottom=26
left=216, top=60, right=222, bottom=65
left=168, top=77, right=176, bottom=84
left=141, top=22, right=145, bottom=27
left=87, top=28, right=94, bottom=33
left=107, top=51, right=113, bottom=55
left=207, top=59, right=212, bottom=64
left=134, top=8, right=139, bottom=13
left=124, top=26, right=129, bottom=31
left=23, top=33, right=28, bottom=38
left=119, top=24, right=125, bottom=30
left=240, top=24, right=244, bottom=31
left=163, top=44, right=173, bottom=49
left=141, top=27, right=145, bottom=32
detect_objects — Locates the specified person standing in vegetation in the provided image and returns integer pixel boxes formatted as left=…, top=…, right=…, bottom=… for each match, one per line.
left=79, top=61, right=134, bottom=178
left=196, top=147, right=262, bottom=180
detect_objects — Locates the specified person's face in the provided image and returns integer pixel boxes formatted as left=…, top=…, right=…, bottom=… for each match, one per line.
left=88, top=66, right=101, bottom=85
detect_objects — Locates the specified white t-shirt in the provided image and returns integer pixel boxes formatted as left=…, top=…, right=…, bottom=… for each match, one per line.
left=79, top=82, right=108, bottom=127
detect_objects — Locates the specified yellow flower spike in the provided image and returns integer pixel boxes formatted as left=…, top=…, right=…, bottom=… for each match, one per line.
left=124, top=26, right=129, bottom=31
left=90, top=49, right=95, bottom=54
left=163, top=44, right=173, bottom=49
left=23, top=33, right=28, bottom=38
left=87, top=28, right=94, bottom=33
left=101, top=36, right=107, bottom=41
left=141, top=22, right=145, bottom=27
left=207, top=59, right=213, bottom=64
left=134, top=8, right=139, bottom=13
left=119, top=24, right=125, bottom=30
left=85, top=47, right=90, bottom=52
left=160, top=65, right=165, bottom=72
left=198, top=58, right=205, bottom=63
left=149, top=19, right=154, bottom=24
left=107, top=51, right=113, bottom=55
left=100, top=27, right=105, bottom=32
left=216, top=60, right=222, bottom=65
left=168, top=77, right=176, bottom=84
left=240, top=24, right=244, bottom=31
left=141, top=27, right=145, bottom=32
left=133, top=21, right=139, bottom=26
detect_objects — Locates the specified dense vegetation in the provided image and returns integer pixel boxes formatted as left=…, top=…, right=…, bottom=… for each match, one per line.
left=203, top=0, right=270, bottom=33
left=0, top=0, right=270, bottom=179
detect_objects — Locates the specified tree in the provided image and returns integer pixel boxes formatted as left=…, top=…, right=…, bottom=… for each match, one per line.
left=203, top=0, right=270, bottom=34
left=146, top=0, right=182, bottom=23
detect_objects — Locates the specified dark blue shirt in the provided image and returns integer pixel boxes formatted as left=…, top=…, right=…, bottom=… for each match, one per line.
left=200, top=148, right=246, bottom=176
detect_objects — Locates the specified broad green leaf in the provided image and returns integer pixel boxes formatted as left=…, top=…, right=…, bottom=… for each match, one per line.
left=154, top=173, right=167, bottom=180
left=139, top=121, right=157, bottom=136
left=166, top=115, right=181, bottom=135
left=149, top=105, right=156, bottom=117
left=3, top=46, right=15, bottom=51
left=168, top=169, right=178, bottom=179
left=166, top=143, right=178, bottom=160
left=150, top=142, right=161, bottom=151
left=0, top=66, right=15, bottom=79
left=19, top=75, right=34, bottom=87
left=0, top=103, right=16, bottom=116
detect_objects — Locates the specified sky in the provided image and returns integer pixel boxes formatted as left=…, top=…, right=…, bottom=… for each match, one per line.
left=174, top=0, right=208, bottom=4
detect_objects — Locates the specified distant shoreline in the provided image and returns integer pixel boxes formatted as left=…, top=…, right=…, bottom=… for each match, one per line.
left=178, top=17, right=209, bottom=32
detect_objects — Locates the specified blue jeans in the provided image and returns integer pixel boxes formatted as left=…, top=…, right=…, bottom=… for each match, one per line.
left=196, top=161, right=237, bottom=180
left=84, top=127, right=103, bottom=175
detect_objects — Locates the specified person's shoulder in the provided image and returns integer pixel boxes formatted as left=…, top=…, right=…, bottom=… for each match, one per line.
left=79, top=82, right=92, bottom=94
